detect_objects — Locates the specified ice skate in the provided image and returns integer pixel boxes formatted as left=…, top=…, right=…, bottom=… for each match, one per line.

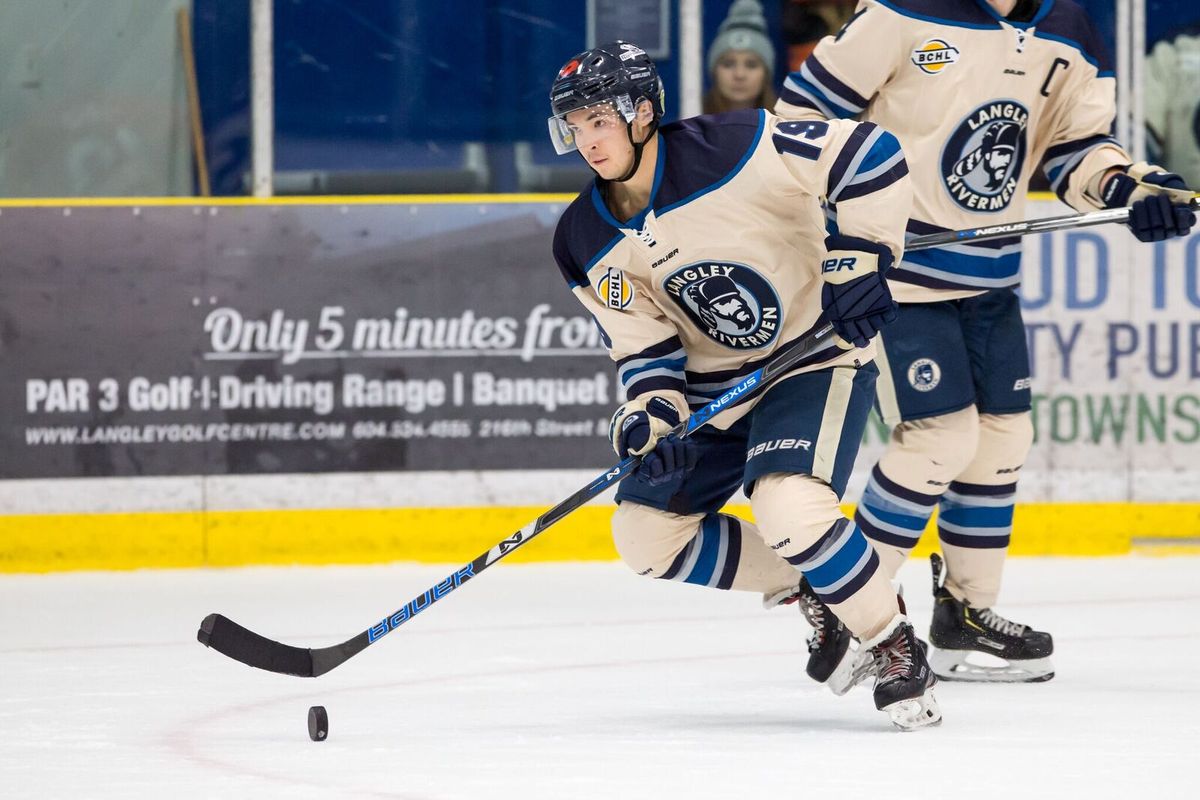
left=825, top=578, right=916, bottom=695
left=928, top=553, right=1055, bottom=683
left=865, top=618, right=941, bottom=731
left=793, top=577, right=854, bottom=684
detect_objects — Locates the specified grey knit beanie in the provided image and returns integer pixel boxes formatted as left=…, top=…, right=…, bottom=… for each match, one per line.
left=706, top=0, right=776, bottom=76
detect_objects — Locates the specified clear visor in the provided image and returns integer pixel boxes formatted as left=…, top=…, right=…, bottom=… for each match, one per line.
left=547, top=95, right=636, bottom=155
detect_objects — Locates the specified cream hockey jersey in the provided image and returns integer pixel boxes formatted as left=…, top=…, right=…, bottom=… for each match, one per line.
left=776, top=0, right=1133, bottom=302
left=552, top=108, right=911, bottom=428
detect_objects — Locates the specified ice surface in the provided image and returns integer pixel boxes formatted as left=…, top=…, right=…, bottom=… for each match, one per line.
left=1, top=557, right=1196, bottom=799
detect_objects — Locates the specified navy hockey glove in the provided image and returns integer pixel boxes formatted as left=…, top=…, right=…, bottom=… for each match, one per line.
left=819, top=234, right=898, bottom=349
left=1101, top=162, right=1196, bottom=243
left=609, top=396, right=698, bottom=486
left=636, top=433, right=698, bottom=486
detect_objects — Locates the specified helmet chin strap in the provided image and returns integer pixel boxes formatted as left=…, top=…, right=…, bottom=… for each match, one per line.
left=613, top=120, right=658, bottom=183
left=589, top=120, right=659, bottom=184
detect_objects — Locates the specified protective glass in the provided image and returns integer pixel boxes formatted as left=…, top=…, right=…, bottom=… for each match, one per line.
left=547, top=96, right=636, bottom=155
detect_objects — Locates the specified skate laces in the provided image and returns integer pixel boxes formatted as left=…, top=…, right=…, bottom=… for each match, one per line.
left=800, top=599, right=827, bottom=648
left=796, top=588, right=831, bottom=649
left=873, top=629, right=914, bottom=685
left=977, top=608, right=1026, bottom=637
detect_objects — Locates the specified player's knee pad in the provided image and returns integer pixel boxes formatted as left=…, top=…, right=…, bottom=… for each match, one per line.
left=935, top=412, right=1030, bottom=594
left=881, top=404, right=981, bottom=493
left=957, top=411, right=1033, bottom=485
left=751, top=473, right=879, bottom=603
left=857, top=406, right=980, bottom=566
left=611, top=503, right=701, bottom=578
left=938, top=411, right=1030, bottom=552
left=611, top=503, right=777, bottom=591
left=750, top=472, right=844, bottom=557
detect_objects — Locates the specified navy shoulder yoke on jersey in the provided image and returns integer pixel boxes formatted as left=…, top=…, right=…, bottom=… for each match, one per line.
left=1033, top=0, right=1114, bottom=75
left=873, top=0, right=1111, bottom=74
left=872, top=0, right=1003, bottom=30
left=553, top=109, right=766, bottom=290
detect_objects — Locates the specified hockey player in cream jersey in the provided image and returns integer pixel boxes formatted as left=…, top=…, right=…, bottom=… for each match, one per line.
left=776, top=0, right=1196, bottom=685
left=548, top=42, right=939, bottom=729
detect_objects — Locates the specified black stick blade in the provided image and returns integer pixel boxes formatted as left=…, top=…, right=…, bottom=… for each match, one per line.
left=197, top=613, right=316, bottom=677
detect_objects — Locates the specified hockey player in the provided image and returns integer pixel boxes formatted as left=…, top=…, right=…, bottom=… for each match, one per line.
left=548, top=41, right=939, bottom=731
left=776, top=0, right=1196, bottom=685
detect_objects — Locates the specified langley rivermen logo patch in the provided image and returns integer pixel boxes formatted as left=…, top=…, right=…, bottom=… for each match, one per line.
left=941, top=99, right=1029, bottom=212
left=663, top=262, right=781, bottom=349
left=911, top=39, right=960, bottom=74
left=908, top=358, right=941, bottom=392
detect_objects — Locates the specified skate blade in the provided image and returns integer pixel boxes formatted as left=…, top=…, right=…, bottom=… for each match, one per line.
left=883, top=691, right=942, bottom=732
left=930, top=648, right=1054, bottom=683
left=828, top=645, right=875, bottom=696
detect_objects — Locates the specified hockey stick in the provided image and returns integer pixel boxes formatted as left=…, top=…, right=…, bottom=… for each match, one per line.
left=197, top=321, right=842, bottom=676
left=198, top=200, right=1193, bottom=678
left=905, top=196, right=1199, bottom=250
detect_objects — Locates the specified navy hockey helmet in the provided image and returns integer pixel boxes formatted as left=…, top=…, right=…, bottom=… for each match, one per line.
left=547, top=41, right=666, bottom=157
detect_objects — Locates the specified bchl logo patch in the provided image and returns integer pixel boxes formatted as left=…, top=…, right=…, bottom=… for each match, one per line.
left=908, top=358, right=941, bottom=392
left=596, top=268, right=634, bottom=310
left=663, top=262, right=781, bottom=349
left=911, top=39, right=960, bottom=74
left=941, top=100, right=1029, bottom=212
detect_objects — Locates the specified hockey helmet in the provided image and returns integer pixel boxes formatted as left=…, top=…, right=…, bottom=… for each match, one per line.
left=548, top=41, right=666, bottom=155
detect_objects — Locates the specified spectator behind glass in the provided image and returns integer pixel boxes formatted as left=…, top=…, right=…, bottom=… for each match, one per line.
left=704, top=0, right=779, bottom=114
left=782, top=0, right=857, bottom=71
left=1146, top=24, right=1200, bottom=187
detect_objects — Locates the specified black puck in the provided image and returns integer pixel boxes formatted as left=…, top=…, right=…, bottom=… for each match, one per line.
left=307, top=705, right=328, bottom=741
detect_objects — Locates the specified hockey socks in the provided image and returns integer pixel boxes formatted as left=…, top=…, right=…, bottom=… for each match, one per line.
left=936, top=480, right=1014, bottom=607
left=656, top=512, right=748, bottom=589
left=780, top=517, right=901, bottom=642
left=855, top=464, right=940, bottom=576
left=635, top=511, right=801, bottom=597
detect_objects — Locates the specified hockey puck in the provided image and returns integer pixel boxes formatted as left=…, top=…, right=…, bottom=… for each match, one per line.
left=307, top=705, right=328, bottom=741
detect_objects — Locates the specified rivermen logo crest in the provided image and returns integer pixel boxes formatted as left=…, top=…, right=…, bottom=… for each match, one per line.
left=908, top=358, right=941, bottom=392
left=941, top=100, right=1029, bottom=212
left=663, top=262, right=781, bottom=349
left=911, top=39, right=960, bottom=74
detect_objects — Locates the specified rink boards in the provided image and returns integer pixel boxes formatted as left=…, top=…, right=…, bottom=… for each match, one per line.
left=1, top=194, right=1197, bottom=571
left=2, top=493, right=1198, bottom=572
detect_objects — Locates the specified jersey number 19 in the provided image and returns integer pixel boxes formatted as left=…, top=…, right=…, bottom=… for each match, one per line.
left=772, top=121, right=830, bottom=161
